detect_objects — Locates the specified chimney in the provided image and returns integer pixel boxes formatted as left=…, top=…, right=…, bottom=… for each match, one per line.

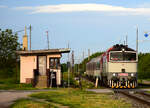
left=22, top=26, right=28, bottom=51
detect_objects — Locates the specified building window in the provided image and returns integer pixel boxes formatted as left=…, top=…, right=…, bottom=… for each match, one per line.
left=49, top=58, right=60, bottom=69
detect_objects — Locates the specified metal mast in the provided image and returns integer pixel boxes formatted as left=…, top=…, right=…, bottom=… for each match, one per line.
left=136, top=26, right=138, bottom=61
left=126, top=34, right=128, bottom=45
left=68, top=42, right=70, bottom=87
left=46, top=31, right=49, bottom=49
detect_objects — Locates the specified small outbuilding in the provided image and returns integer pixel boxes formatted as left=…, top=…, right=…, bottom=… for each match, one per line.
left=17, top=49, right=70, bottom=88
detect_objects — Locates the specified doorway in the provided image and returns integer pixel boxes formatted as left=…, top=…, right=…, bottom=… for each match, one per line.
left=38, top=56, right=46, bottom=76
left=49, top=72, right=57, bottom=87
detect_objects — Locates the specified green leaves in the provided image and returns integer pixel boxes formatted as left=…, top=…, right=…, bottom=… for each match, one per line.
left=138, top=53, right=150, bottom=79
left=0, top=28, right=20, bottom=78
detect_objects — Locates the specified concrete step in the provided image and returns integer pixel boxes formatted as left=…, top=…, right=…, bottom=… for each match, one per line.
left=35, top=76, right=47, bottom=88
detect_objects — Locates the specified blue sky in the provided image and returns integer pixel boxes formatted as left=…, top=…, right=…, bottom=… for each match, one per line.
left=1, top=0, right=150, bottom=63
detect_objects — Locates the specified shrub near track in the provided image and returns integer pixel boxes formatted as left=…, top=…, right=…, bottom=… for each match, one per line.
left=30, top=88, right=132, bottom=108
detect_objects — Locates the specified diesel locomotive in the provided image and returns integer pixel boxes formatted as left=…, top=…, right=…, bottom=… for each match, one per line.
left=86, top=44, right=138, bottom=88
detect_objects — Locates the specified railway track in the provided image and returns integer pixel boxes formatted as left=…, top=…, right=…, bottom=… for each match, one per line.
left=114, top=90, right=150, bottom=107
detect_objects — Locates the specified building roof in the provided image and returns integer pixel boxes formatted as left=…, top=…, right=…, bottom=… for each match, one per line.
left=16, top=48, right=70, bottom=55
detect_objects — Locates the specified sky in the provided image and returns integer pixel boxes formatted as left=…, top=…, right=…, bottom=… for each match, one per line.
left=1, top=0, right=150, bottom=63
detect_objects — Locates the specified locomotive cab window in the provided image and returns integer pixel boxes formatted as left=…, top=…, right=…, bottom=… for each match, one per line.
left=110, top=51, right=136, bottom=61
left=49, top=58, right=60, bottom=69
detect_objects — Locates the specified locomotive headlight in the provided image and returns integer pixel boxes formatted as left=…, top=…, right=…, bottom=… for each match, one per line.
left=131, top=73, right=134, bottom=77
left=122, top=48, right=125, bottom=52
left=113, top=73, right=116, bottom=76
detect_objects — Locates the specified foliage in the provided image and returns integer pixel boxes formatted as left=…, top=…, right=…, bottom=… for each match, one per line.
left=138, top=53, right=150, bottom=79
left=30, top=88, right=131, bottom=108
left=62, top=71, right=75, bottom=87
left=0, top=28, right=20, bottom=79
left=61, top=63, right=67, bottom=72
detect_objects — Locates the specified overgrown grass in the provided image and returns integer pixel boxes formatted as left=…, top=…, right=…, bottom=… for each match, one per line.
left=11, top=99, right=57, bottom=108
left=0, top=83, right=38, bottom=90
left=0, top=78, right=37, bottom=90
left=30, top=88, right=132, bottom=108
left=63, top=72, right=95, bottom=89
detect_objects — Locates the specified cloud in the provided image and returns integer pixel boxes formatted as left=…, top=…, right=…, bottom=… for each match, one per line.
left=13, top=4, right=150, bottom=15
left=0, top=5, right=7, bottom=8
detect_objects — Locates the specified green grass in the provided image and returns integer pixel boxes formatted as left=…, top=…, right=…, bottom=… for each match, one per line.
left=146, top=91, right=150, bottom=94
left=30, top=88, right=132, bottom=108
left=11, top=99, right=57, bottom=108
left=0, top=78, right=37, bottom=90
left=63, top=72, right=95, bottom=89
left=0, top=83, right=38, bottom=90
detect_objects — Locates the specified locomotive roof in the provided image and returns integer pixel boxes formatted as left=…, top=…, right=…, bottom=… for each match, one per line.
left=109, top=44, right=135, bottom=52
left=87, top=44, right=135, bottom=64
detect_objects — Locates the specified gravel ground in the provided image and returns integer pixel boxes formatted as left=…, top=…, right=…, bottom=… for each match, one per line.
left=88, top=88, right=150, bottom=108
left=86, top=89, right=113, bottom=93
left=113, top=92, right=150, bottom=108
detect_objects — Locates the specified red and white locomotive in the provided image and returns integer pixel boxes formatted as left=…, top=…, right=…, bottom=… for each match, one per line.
left=86, top=44, right=138, bottom=88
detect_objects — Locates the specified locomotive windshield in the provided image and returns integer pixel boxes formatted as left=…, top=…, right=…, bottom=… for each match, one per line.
left=110, top=51, right=136, bottom=61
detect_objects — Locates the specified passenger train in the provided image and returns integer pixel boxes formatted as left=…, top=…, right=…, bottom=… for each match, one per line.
left=86, top=44, right=138, bottom=88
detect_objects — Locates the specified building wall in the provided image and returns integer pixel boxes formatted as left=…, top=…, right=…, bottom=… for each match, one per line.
left=20, top=56, right=37, bottom=83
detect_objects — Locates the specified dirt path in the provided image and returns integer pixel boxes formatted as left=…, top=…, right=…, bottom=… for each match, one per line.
left=0, top=90, right=56, bottom=108
left=0, top=91, right=33, bottom=108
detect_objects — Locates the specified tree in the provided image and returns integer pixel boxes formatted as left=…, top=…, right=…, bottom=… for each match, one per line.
left=138, top=53, right=150, bottom=79
left=0, top=29, right=20, bottom=78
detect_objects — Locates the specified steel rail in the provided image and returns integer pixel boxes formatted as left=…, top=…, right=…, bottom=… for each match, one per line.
left=137, top=91, right=150, bottom=98
left=119, top=91, right=150, bottom=106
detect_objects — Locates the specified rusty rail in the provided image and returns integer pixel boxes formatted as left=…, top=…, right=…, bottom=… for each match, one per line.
left=119, top=91, right=150, bottom=106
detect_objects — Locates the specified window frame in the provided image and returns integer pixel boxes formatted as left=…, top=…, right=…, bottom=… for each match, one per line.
left=109, top=51, right=138, bottom=62
left=49, top=58, right=60, bottom=69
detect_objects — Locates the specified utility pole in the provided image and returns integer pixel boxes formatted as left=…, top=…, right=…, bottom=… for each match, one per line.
left=136, top=26, right=138, bottom=61
left=71, top=50, right=74, bottom=74
left=29, top=25, right=32, bottom=50
left=123, top=41, right=125, bottom=45
left=46, top=31, right=49, bottom=49
left=126, top=34, right=128, bottom=45
left=88, top=49, right=90, bottom=61
left=67, top=42, right=70, bottom=87
left=82, top=51, right=84, bottom=72
left=83, top=51, right=84, bottom=61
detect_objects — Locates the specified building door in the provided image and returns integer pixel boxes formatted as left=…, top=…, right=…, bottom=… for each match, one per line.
left=38, top=56, right=46, bottom=76
left=49, top=72, right=57, bottom=87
